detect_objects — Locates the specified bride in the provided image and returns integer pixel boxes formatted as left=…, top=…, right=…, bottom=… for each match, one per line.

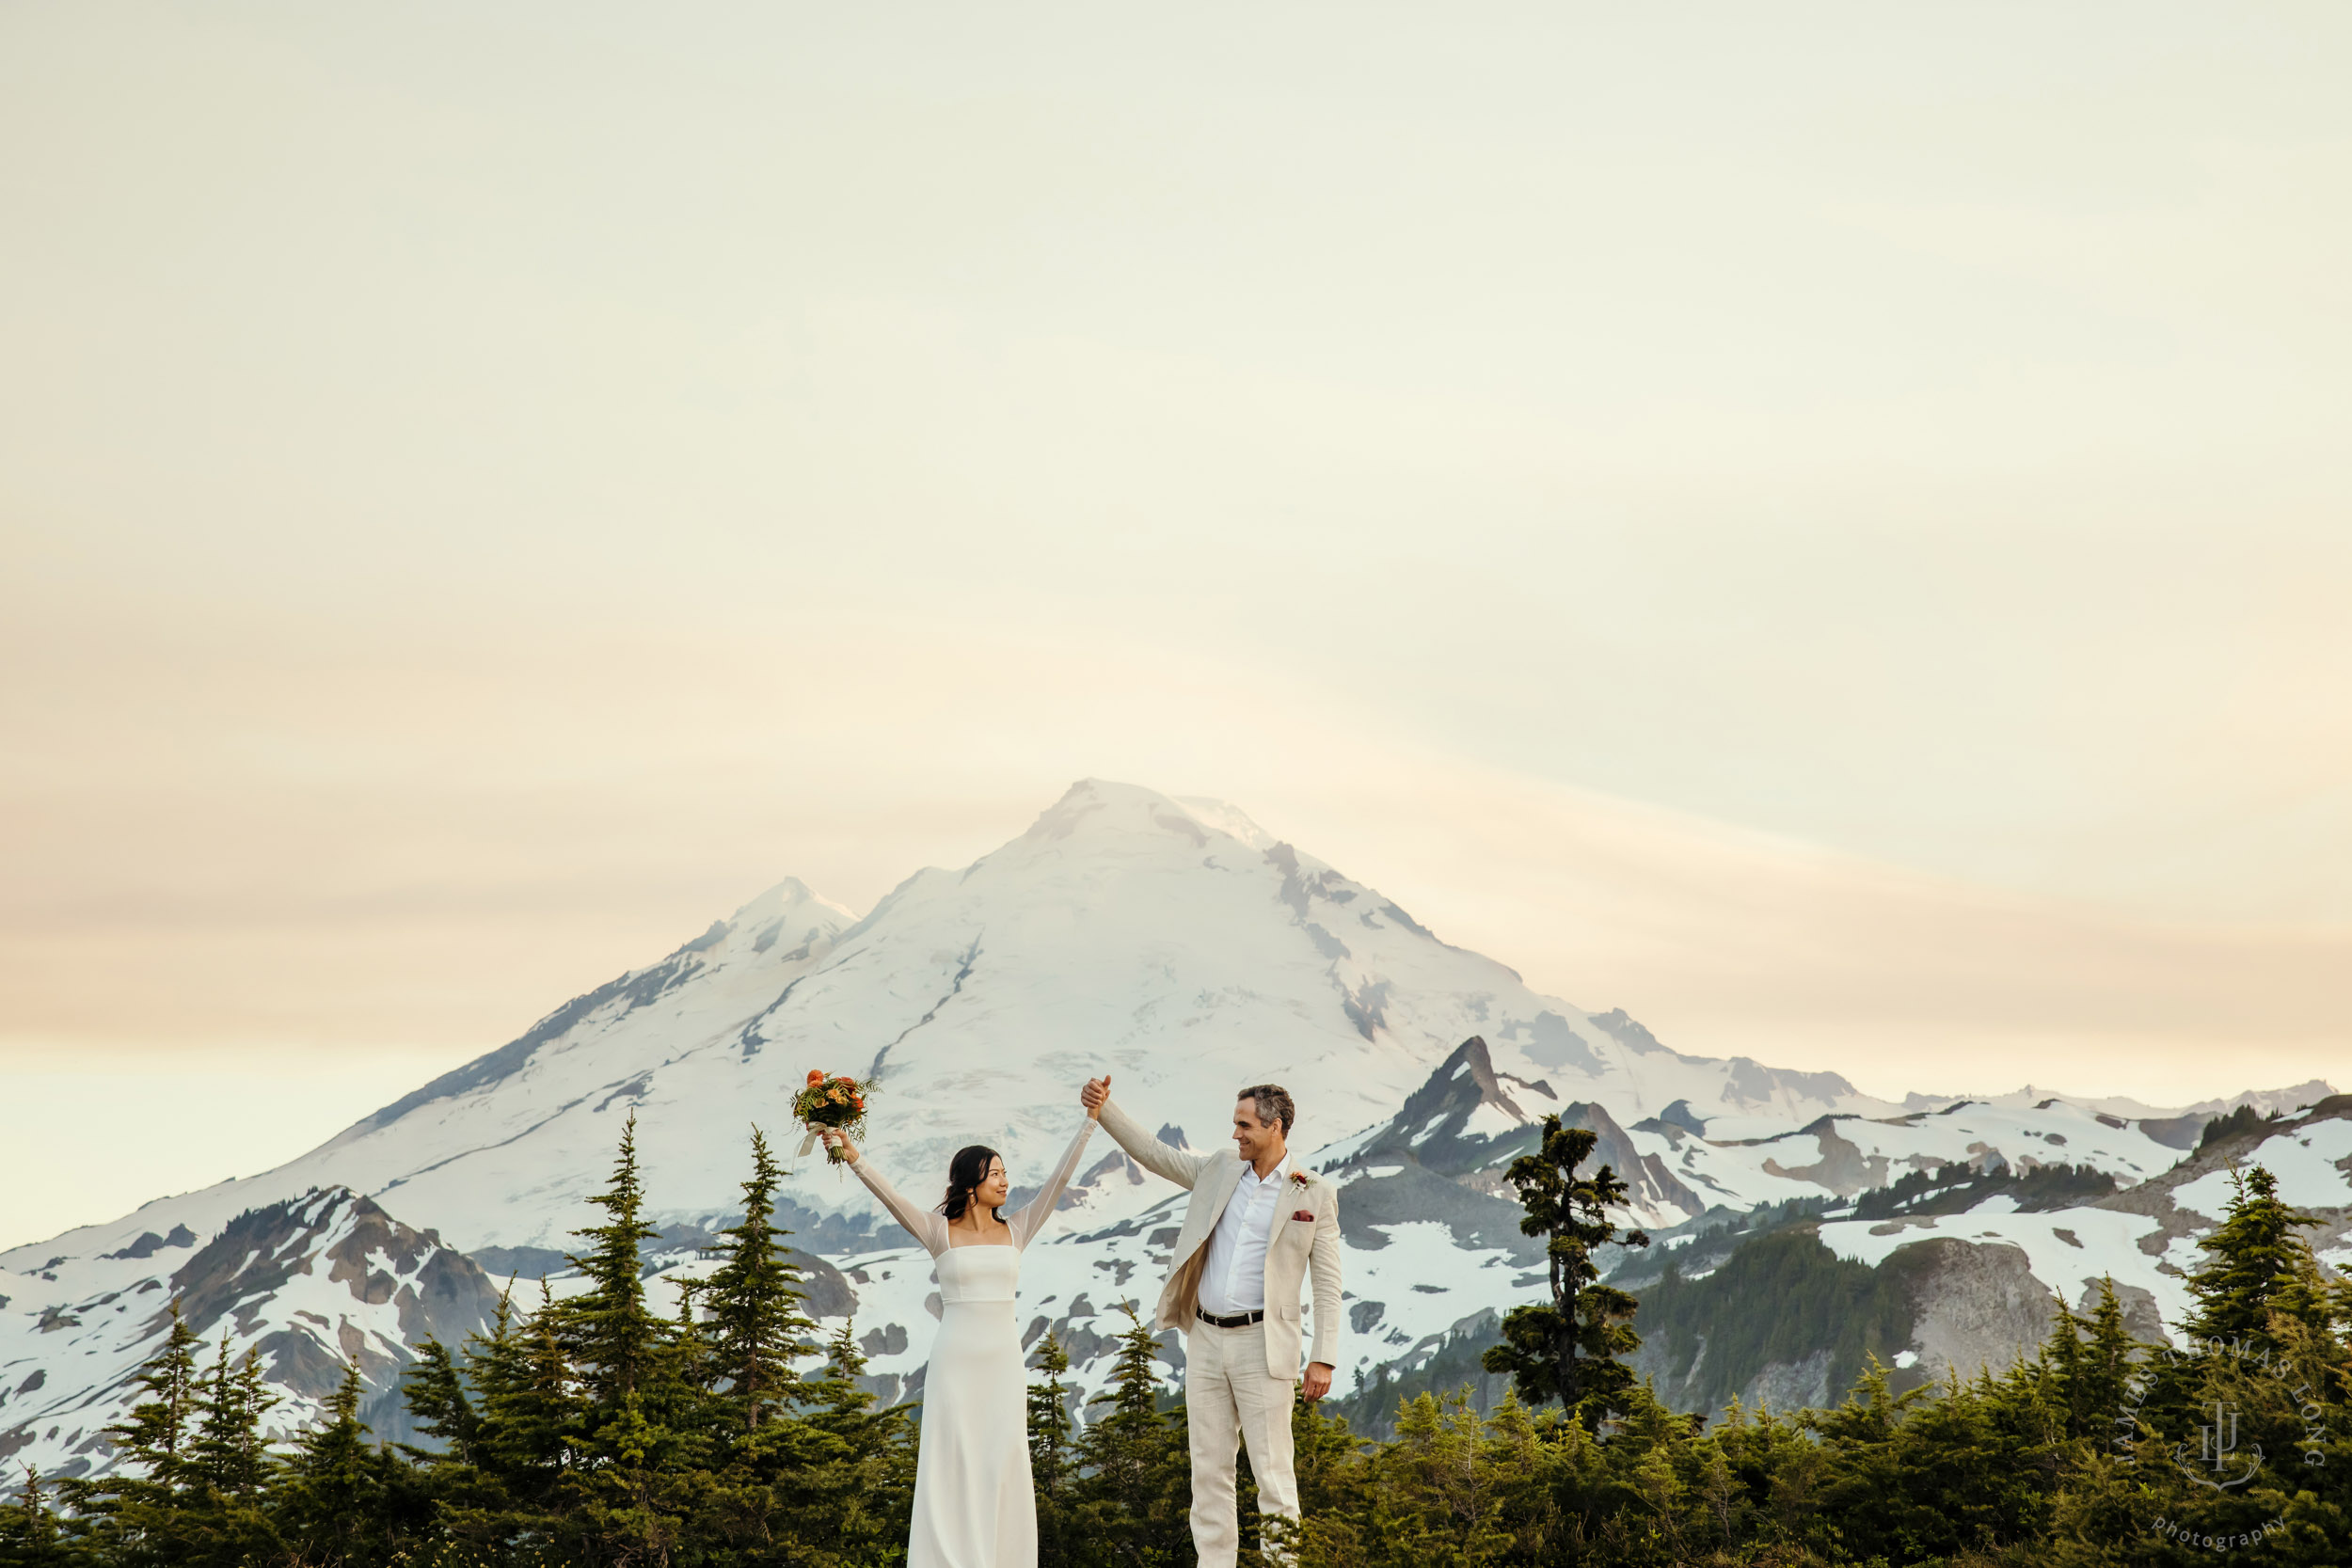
left=819, top=1092, right=1099, bottom=1568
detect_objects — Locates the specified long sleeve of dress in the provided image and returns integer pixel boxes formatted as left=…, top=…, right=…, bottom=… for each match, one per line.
left=1009, top=1120, right=1098, bottom=1251
left=850, top=1153, right=951, bottom=1259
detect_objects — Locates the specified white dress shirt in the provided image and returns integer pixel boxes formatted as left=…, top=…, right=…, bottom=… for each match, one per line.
left=1198, top=1150, right=1291, bottom=1316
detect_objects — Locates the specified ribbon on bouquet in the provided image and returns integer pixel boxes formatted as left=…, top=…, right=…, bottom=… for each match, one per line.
left=793, top=1126, right=848, bottom=1176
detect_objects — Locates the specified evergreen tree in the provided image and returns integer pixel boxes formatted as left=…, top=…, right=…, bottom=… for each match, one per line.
left=398, top=1274, right=548, bottom=1562
left=57, top=1303, right=207, bottom=1565
left=1374, top=1389, right=1518, bottom=1565
left=2197, top=1102, right=2276, bottom=1150
left=100, top=1305, right=203, bottom=1493
left=175, top=1338, right=280, bottom=1568
left=399, top=1331, right=483, bottom=1468
left=542, top=1115, right=707, bottom=1563
left=755, top=1319, right=917, bottom=1565
left=1264, top=1401, right=1374, bottom=1567
left=2183, top=1163, right=2329, bottom=1341
left=2042, top=1275, right=2141, bottom=1445
left=1823, top=1357, right=2058, bottom=1562
left=1068, top=1306, right=1190, bottom=1566
left=702, top=1125, right=820, bottom=1431
left=188, top=1337, right=275, bottom=1499
left=274, top=1362, right=395, bottom=1568
left=0, top=1467, right=67, bottom=1568
left=2041, top=1159, right=2351, bottom=1565
left=1480, top=1114, right=1648, bottom=1425
left=48, top=1105, right=2338, bottom=1565
left=1025, top=1330, right=1076, bottom=1568
left=509, top=1277, right=582, bottom=1458
left=2078, top=1275, right=2143, bottom=1446
left=553, top=1111, right=665, bottom=1407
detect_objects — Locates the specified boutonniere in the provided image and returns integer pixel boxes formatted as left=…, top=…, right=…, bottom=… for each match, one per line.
left=1288, top=1169, right=1314, bottom=1189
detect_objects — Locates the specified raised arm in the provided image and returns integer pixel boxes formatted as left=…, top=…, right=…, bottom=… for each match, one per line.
left=1009, top=1119, right=1098, bottom=1250
left=1094, top=1094, right=1217, bottom=1190
left=830, top=1135, right=951, bottom=1258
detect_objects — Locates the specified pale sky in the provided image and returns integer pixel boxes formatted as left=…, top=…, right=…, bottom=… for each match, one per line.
left=3, top=3, right=2347, bottom=1248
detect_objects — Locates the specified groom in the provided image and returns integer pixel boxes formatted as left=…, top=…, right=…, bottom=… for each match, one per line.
left=1079, top=1074, right=1341, bottom=1568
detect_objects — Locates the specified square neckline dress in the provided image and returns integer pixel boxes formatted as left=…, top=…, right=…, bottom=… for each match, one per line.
left=850, top=1120, right=1097, bottom=1568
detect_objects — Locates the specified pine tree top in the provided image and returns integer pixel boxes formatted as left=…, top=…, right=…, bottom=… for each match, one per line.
left=2183, top=1162, right=2328, bottom=1341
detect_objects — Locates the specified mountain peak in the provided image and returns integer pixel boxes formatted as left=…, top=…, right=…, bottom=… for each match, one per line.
left=729, top=876, right=854, bottom=927
left=1018, top=778, right=1231, bottom=847
left=1171, top=795, right=1279, bottom=850
left=1328, top=1036, right=1550, bottom=1180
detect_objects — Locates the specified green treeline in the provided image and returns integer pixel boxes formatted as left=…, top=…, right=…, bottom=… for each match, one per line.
left=1849, top=1161, right=2121, bottom=1221
left=1639, top=1228, right=1914, bottom=1411
left=3, top=1119, right=2348, bottom=1566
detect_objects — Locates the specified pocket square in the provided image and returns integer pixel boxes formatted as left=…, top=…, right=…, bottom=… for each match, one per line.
left=1292, top=1210, right=1315, bottom=1222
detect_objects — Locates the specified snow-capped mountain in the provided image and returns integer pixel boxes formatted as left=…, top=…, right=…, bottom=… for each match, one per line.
left=1319, top=1035, right=1706, bottom=1226
left=2, top=779, right=2339, bottom=1478
left=1815, top=1094, right=2352, bottom=1339
left=0, top=1189, right=499, bottom=1473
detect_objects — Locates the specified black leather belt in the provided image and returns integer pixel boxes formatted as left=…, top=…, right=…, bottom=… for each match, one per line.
left=1197, top=1306, right=1266, bottom=1329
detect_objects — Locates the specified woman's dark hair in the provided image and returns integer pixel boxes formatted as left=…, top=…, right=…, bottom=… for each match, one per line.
left=940, top=1144, right=1005, bottom=1224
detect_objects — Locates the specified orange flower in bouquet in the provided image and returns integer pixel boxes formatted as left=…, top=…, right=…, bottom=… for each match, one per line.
left=792, top=1068, right=875, bottom=1164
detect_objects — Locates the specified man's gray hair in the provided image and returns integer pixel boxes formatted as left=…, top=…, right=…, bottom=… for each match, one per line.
left=1236, top=1083, right=1296, bottom=1136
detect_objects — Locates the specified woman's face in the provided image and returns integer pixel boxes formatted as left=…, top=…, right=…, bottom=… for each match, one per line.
left=978, top=1157, right=1009, bottom=1212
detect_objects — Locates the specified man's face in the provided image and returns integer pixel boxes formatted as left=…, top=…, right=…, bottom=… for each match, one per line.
left=1232, top=1099, right=1284, bottom=1164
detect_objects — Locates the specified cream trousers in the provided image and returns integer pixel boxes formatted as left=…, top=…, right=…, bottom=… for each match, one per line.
left=1184, top=1319, right=1298, bottom=1568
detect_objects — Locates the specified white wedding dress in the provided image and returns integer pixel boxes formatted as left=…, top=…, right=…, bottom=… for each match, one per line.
left=850, top=1119, right=1097, bottom=1568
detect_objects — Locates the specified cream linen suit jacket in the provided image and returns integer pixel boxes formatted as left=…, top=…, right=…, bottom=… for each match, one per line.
left=1096, top=1098, right=1343, bottom=1382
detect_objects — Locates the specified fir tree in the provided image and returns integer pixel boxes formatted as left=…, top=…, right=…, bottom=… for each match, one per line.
left=474, top=1279, right=580, bottom=1539
left=398, top=1332, right=483, bottom=1468
left=702, top=1125, right=820, bottom=1431
left=174, top=1337, right=280, bottom=1568
left=1375, top=1389, right=1518, bottom=1564
left=188, top=1336, right=275, bottom=1498
left=2183, top=1163, right=2329, bottom=1341
left=2078, top=1276, right=2142, bottom=1437
left=1069, top=1305, right=1190, bottom=1566
left=553, top=1110, right=665, bottom=1407
left=0, top=1467, right=66, bottom=1568
left=532, top=1116, right=703, bottom=1559
left=274, top=1362, right=392, bottom=1568
left=2197, top=1102, right=2276, bottom=1151
left=50, top=1102, right=2338, bottom=1565
left=2042, top=1275, right=2141, bottom=1445
left=58, top=1302, right=207, bottom=1565
left=101, top=1304, right=203, bottom=1493
left=1480, top=1114, right=1648, bottom=1425
left=1025, top=1329, right=1076, bottom=1568
left=499, top=1121, right=848, bottom=1561
left=394, top=1285, right=548, bottom=1561
left=2089, top=1158, right=2352, bottom=1565
left=758, top=1319, right=918, bottom=1564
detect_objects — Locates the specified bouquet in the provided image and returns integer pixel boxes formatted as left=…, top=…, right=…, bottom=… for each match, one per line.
left=792, top=1069, right=874, bottom=1165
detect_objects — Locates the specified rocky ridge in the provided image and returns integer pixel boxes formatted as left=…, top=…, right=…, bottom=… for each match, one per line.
left=3, top=781, right=2342, bottom=1473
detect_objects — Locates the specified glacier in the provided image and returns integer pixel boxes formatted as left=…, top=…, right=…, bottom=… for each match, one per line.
left=3, top=779, right=2344, bottom=1479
